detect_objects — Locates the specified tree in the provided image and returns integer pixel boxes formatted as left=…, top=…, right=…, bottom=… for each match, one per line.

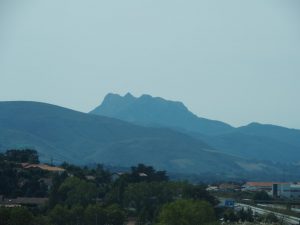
left=57, top=177, right=98, bottom=206
left=253, top=191, right=271, bottom=201
left=157, top=199, right=215, bottom=225
left=223, top=209, right=238, bottom=223
left=182, top=184, right=218, bottom=206
left=123, top=182, right=175, bottom=222
left=49, top=205, right=70, bottom=225
left=130, top=164, right=168, bottom=182
left=236, top=208, right=254, bottom=222
left=85, top=204, right=107, bottom=225
left=106, top=204, right=126, bottom=225
left=0, top=207, right=10, bottom=225
left=264, top=213, right=279, bottom=223
left=9, top=207, right=34, bottom=225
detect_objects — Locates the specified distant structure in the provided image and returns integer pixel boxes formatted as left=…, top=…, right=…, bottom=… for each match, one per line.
left=272, top=183, right=300, bottom=199
left=243, top=182, right=300, bottom=200
left=21, top=163, right=65, bottom=173
left=242, top=182, right=288, bottom=192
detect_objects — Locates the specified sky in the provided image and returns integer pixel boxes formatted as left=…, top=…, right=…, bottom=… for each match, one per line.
left=0, top=0, right=300, bottom=128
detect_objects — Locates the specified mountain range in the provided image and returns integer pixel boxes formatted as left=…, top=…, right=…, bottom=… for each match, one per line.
left=0, top=101, right=242, bottom=175
left=0, top=94, right=299, bottom=180
left=91, top=93, right=300, bottom=163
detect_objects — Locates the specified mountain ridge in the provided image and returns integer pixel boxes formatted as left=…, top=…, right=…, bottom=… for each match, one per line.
left=90, top=93, right=300, bottom=163
left=0, top=100, right=299, bottom=180
left=91, top=93, right=234, bottom=135
left=0, top=101, right=241, bottom=174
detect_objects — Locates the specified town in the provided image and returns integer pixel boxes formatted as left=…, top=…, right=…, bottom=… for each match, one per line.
left=1, top=149, right=300, bottom=225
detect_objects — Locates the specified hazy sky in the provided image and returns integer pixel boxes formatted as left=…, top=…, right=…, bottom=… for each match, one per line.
left=1, top=0, right=300, bottom=128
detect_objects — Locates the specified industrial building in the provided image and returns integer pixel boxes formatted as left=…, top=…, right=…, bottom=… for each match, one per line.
left=243, top=182, right=300, bottom=199
left=242, top=182, right=287, bottom=192
left=272, top=183, right=300, bottom=199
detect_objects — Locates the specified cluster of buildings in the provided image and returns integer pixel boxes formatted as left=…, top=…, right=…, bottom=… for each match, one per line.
left=207, top=181, right=300, bottom=200
left=0, top=163, right=65, bottom=208
left=243, top=182, right=300, bottom=200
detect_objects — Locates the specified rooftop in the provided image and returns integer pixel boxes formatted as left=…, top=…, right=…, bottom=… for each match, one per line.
left=245, top=182, right=288, bottom=187
left=21, top=163, right=65, bottom=172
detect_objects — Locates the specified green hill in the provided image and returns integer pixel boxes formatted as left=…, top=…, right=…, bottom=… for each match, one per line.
left=91, top=93, right=300, bottom=163
left=0, top=101, right=242, bottom=175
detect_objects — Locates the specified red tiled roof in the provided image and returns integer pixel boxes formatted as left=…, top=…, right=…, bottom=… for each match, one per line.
left=245, top=182, right=288, bottom=187
left=21, top=163, right=65, bottom=172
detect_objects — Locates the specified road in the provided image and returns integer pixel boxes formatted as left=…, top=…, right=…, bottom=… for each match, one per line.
left=236, top=203, right=300, bottom=225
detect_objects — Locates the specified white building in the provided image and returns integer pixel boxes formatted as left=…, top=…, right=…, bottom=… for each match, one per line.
left=272, top=183, right=300, bottom=199
left=242, top=182, right=287, bottom=192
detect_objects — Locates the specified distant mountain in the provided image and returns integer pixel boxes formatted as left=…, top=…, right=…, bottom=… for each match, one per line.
left=237, top=122, right=300, bottom=148
left=0, top=101, right=299, bottom=180
left=91, top=93, right=300, bottom=163
left=0, top=101, right=245, bottom=177
left=90, top=93, right=234, bottom=135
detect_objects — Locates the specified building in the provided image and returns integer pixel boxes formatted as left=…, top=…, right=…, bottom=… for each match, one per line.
left=272, top=183, right=300, bottom=199
left=0, top=197, right=48, bottom=207
left=21, top=163, right=65, bottom=173
left=219, top=183, right=241, bottom=192
left=206, top=185, right=219, bottom=192
left=242, top=182, right=288, bottom=192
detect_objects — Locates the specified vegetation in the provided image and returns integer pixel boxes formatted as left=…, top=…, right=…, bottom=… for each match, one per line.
left=0, top=149, right=48, bottom=197
left=253, top=191, right=272, bottom=201
left=0, top=149, right=219, bottom=225
left=222, top=208, right=254, bottom=223
left=156, top=199, right=215, bottom=225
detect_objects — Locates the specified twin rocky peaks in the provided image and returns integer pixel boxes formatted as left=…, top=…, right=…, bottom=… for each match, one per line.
left=90, top=93, right=300, bottom=164
left=90, top=93, right=233, bottom=135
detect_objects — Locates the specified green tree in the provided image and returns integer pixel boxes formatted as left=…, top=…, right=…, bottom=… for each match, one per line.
left=9, top=207, right=34, bottom=225
left=130, top=164, right=168, bottom=183
left=49, top=204, right=70, bottom=225
left=264, top=213, right=279, bottom=223
left=182, top=184, right=218, bottom=206
left=253, top=191, right=271, bottom=201
left=58, top=177, right=98, bottom=206
left=69, top=204, right=85, bottom=225
left=106, top=204, right=126, bottom=225
left=223, top=209, right=238, bottom=222
left=157, top=199, right=215, bottom=225
left=0, top=207, right=10, bottom=225
left=236, top=208, right=254, bottom=222
left=123, top=182, right=174, bottom=222
left=85, top=204, right=107, bottom=225
left=33, top=216, right=51, bottom=225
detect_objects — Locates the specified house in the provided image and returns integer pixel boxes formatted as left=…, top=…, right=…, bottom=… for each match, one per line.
left=21, top=163, right=65, bottom=173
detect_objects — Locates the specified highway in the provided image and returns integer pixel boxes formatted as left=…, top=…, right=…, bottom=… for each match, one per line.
left=236, top=203, right=300, bottom=225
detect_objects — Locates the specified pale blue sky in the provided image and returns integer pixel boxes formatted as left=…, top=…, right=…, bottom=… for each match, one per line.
left=0, top=0, right=300, bottom=128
